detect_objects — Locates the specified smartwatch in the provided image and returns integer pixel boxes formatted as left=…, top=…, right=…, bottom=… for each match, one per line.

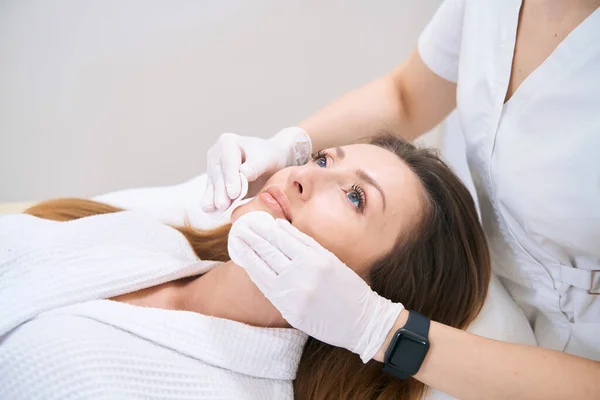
left=382, top=310, right=430, bottom=379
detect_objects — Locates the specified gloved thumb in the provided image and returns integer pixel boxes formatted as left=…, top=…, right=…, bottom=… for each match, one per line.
left=219, top=137, right=244, bottom=199
left=239, top=162, right=259, bottom=182
left=240, top=156, right=273, bottom=182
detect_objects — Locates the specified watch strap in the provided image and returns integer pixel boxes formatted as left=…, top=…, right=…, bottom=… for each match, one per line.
left=383, top=310, right=430, bottom=379
left=405, top=310, right=430, bottom=338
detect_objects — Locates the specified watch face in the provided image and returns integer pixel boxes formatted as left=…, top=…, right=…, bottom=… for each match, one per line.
left=389, top=331, right=429, bottom=375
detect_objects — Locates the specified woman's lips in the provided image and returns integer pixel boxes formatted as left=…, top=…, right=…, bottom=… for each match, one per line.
left=258, top=187, right=293, bottom=222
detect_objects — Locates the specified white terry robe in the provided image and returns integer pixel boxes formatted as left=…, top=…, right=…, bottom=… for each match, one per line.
left=0, top=211, right=307, bottom=400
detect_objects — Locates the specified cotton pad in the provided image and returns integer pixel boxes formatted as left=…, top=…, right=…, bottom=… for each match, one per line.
left=215, top=173, right=252, bottom=224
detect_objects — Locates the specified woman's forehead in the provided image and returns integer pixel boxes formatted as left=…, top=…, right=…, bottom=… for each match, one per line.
left=335, top=144, right=413, bottom=188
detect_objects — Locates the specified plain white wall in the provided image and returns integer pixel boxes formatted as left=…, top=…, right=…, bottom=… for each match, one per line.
left=0, top=0, right=443, bottom=202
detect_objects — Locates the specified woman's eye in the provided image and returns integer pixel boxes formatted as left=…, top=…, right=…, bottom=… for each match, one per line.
left=311, top=150, right=329, bottom=168
left=347, top=191, right=361, bottom=208
left=347, top=184, right=365, bottom=211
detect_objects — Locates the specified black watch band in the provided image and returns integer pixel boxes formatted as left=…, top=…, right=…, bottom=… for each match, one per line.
left=382, top=310, right=430, bottom=379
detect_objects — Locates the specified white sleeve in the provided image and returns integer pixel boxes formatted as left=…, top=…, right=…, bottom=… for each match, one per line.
left=417, top=0, right=466, bottom=83
left=93, top=174, right=212, bottom=227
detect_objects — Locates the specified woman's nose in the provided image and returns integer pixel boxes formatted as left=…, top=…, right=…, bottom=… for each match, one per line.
left=287, top=165, right=316, bottom=200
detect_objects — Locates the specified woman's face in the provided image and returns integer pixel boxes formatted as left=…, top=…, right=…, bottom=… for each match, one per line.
left=231, top=143, right=425, bottom=276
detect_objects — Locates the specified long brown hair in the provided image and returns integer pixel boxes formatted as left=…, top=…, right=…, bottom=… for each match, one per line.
left=25, top=134, right=490, bottom=400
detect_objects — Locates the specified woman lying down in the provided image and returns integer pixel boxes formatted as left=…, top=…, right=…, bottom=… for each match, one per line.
left=0, top=134, right=491, bottom=400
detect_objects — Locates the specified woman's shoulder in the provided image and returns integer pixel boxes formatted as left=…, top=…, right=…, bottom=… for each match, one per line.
left=1, top=211, right=196, bottom=258
left=0, top=209, right=174, bottom=233
left=0, top=211, right=205, bottom=337
left=0, top=212, right=56, bottom=233
left=1, top=213, right=62, bottom=257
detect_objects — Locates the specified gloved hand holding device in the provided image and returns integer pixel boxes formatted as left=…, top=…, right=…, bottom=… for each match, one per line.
left=227, top=211, right=404, bottom=363
left=201, top=127, right=312, bottom=212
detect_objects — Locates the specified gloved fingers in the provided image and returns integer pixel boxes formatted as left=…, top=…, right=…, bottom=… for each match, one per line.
left=239, top=148, right=272, bottom=183
left=235, top=224, right=293, bottom=274
left=275, top=218, right=323, bottom=249
left=200, top=175, right=216, bottom=212
left=213, top=163, right=233, bottom=211
left=201, top=149, right=219, bottom=212
left=239, top=161, right=259, bottom=182
left=219, top=135, right=243, bottom=199
left=228, top=233, right=277, bottom=293
left=249, top=215, right=309, bottom=260
left=230, top=211, right=297, bottom=274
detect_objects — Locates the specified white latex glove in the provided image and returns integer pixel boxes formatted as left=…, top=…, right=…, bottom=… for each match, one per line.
left=201, top=127, right=312, bottom=212
left=228, top=211, right=404, bottom=363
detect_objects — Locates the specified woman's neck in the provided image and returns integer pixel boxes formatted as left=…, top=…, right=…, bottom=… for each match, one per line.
left=177, top=261, right=290, bottom=329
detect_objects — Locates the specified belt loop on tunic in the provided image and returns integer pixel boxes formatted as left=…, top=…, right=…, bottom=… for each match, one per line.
left=559, top=265, right=600, bottom=295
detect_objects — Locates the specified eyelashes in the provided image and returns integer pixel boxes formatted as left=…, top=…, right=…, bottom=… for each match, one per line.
left=311, top=150, right=328, bottom=167
left=311, top=150, right=366, bottom=212
left=350, top=184, right=366, bottom=210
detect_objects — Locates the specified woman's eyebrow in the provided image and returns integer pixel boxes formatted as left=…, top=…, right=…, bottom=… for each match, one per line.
left=356, top=169, right=386, bottom=211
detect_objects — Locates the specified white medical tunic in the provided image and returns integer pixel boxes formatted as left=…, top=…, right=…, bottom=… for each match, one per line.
left=419, top=0, right=600, bottom=360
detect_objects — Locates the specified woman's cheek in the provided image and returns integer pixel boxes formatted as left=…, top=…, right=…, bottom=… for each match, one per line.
left=296, top=211, right=373, bottom=275
left=293, top=208, right=349, bottom=256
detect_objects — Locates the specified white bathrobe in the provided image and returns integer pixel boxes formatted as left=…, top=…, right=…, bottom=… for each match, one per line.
left=0, top=174, right=538, bottom=400
left=0, top=211, right=307, bottom=400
